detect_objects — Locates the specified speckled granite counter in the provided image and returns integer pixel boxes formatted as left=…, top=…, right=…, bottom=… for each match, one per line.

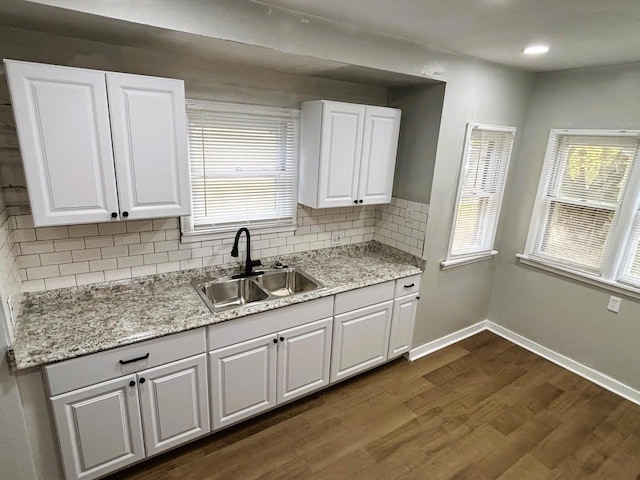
left=9, top=242, right=424, bottom=370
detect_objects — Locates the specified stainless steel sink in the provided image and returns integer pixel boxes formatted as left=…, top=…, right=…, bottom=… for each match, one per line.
left=255, top=268, right=322, bottom=296
left=191, top=267, right=324, bottom=313
left=191, top=277, right=269, bottom=312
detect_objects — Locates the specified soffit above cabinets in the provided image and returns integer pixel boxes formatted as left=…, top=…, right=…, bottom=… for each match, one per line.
left=0, top=0, right=438, bottom=88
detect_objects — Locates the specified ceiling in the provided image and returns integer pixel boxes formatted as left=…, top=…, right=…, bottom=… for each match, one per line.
left=257, top=0, right=640, bottom=72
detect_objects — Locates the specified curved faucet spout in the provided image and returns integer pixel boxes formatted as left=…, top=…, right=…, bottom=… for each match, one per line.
left=231, top=227, right=262, bottom=278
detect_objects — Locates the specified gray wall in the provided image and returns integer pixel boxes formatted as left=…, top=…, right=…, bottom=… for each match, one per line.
left=489, top=62, right=640, bottom=390
left=412, top=60, right=534, bottom=346
left=390, top=83, right=446, bottom=205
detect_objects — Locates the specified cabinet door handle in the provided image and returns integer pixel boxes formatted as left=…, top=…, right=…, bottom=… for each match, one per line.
left=111, top=212, right=118, bottom=218
left=359, top=199, right=363, bottom=204
left=416, top=296, right=420, bottom=300
left=119, top=353, right=149, bottom=365
left=129, top=380, right=136, bottom=387
left=139, top=377, right=146, bottom=384
left=273, top=338, right=278, bottom=344
left=353, top=200, right=358, bottom=204
left=404, top=283, right=415, bottom=289
left=279, top=336, right=285, bottom=342
left=122, top=211, right=129, bottom=218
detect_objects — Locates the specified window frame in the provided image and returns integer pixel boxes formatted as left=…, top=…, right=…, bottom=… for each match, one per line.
left=519, top=128, right=640, bottom=295
left=441, top=122, right=516, bottom=269
left=181, top=100, right=300, bottom=242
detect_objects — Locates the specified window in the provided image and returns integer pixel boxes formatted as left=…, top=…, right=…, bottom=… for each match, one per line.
left=442, top=123, right=516, bottom=268
left=182, top=100, right=299, bottom=239
left=521, top=129, right=640, bottom=291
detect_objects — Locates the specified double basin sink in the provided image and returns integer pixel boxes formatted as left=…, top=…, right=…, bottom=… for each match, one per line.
left=191, top=267, right=324, bottom=313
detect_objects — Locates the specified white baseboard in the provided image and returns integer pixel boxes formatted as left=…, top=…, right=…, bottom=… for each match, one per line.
left=408, top=319, right=640, bottom=406
left=408, top=320, right=488, bottom=361
left=485, top=321, right=640, bottom=406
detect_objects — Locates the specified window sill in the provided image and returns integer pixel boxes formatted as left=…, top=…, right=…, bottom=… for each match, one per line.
left=180, top=224, right=296, bottom=244
left=440, top=250, right=498, bottom=270
left=516, top=254, right=640, bottom=300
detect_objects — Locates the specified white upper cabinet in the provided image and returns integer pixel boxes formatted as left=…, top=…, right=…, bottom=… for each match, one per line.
left=298, top=100, right=401, bottom=208
left=5, top=60, right=191, bottom=226
left=106, top=73, right=190, bottom=220
left=5, top=60, right=120, bottom=226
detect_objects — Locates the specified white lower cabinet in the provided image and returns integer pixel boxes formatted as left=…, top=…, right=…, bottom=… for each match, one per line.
left=209, top=334, right=278, bottom=430
left=277, top=318, right=333, bottom=403
left=388, top=293, right=419, bottom=359
left=330, top=300, right=394, bottom=382
left=46, top=275, right=421, bottom=479
left=209, top=316, right=333, bottom=430
left=46, top=329, right=208, bottom=480
left=51, top=375, right=145, bottom=480
left=137, top=354, right=210, bottom=456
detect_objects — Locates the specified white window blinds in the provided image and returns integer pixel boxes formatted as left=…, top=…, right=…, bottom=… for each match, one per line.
left=446, top=123, right=516, bottom=262
left=184, top=101, right=299, bottom=236
left=527, top=130, right=640, bottom=274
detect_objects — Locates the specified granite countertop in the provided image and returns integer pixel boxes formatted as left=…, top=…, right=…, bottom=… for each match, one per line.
left=9, top=241, right=425, bottom=370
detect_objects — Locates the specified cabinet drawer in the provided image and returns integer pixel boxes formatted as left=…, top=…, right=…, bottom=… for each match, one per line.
left=394, top=274, right=421, bottom=297
left=45, top=328, right=206, bottom=396
left=334, top=281, right=394, bottom=315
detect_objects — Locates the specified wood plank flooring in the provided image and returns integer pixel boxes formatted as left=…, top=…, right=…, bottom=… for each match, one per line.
left=110, top=331, right=640, bottom=480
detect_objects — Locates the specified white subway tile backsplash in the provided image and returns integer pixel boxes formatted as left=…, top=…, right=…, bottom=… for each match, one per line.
left=141, top=230, right=165, bottom=243
left=101, top=245, right=130, bottom=259
left=11, top=199, right=425, bottom=292
left=143, top=252, right=168, bottom=265
left=98, top=223, right=126, bottom=235
left=104, top=268, right=132, bottom=282
left=59, top=262, right=90, bottom=276
left=76, top=271, right=105, bottom=286
left=16, top=254, right=40, bottom=268
left=44, top=275, right=76, bottom=290
left=89, top=258, right=117, bottom=272
left=85, top=235, right=114, bottom=249
left=125, top=220, right=153, bottom=233
left=117, top=255, right=144, bottom=268
left=129, top=242, right=155, bottom=255
left=72, top=248, right=102, bottom=262
left=26, top=265, right=59, bottom=280
left=11, top=228, right=36, bottom=242
left=36, top=226, right=69, bottom=241
left=113, top=233, right=141, bottom=245
left=54, top=238, right=86, bottom=251
left=68, top=224, right=98, bottom=238
left=40, top=251, right=72, bottom=266
left=131, top=265, right=157, bottom=278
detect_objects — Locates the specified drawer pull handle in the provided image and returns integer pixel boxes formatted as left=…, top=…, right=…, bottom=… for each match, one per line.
left=119, top=353, right=149, bottom=365
left=404, top=283, right=415, bottom=288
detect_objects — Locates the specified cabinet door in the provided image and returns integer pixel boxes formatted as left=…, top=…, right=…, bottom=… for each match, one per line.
left=358, top=106, right=401, bottom=205
left=277, top=317, right=332, bottom=404
left=5, top=60, right=119, bottom=226
left=317, top=101, right=365, bottom=208
left=209, top=334, right=277, bottom=430
left=51, top=375, right=144, bottom=480
left=330, top=300, right=393, bottom=383
left=106, top=73, right=191, bottom=219
left=389, top=293, right=418, bottom=359
left=137, top=354, right=209, bottom=456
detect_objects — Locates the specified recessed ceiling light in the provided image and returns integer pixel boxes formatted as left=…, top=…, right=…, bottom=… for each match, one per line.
left=523, top=45, right=550, bottom=55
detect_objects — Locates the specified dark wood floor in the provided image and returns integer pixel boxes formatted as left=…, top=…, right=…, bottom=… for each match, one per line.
left=111, top=331, right=640, bottom=480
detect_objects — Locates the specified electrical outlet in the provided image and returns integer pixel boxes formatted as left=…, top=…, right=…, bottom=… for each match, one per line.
left=406, top=208, right=414, bottom=225
left=331, top=230, right=344, bottom=245
left=607, top=296, right=622, bottom=313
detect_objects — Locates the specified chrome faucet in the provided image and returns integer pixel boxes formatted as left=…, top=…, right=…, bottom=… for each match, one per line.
left=230, top=227, right=262, bottom=278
